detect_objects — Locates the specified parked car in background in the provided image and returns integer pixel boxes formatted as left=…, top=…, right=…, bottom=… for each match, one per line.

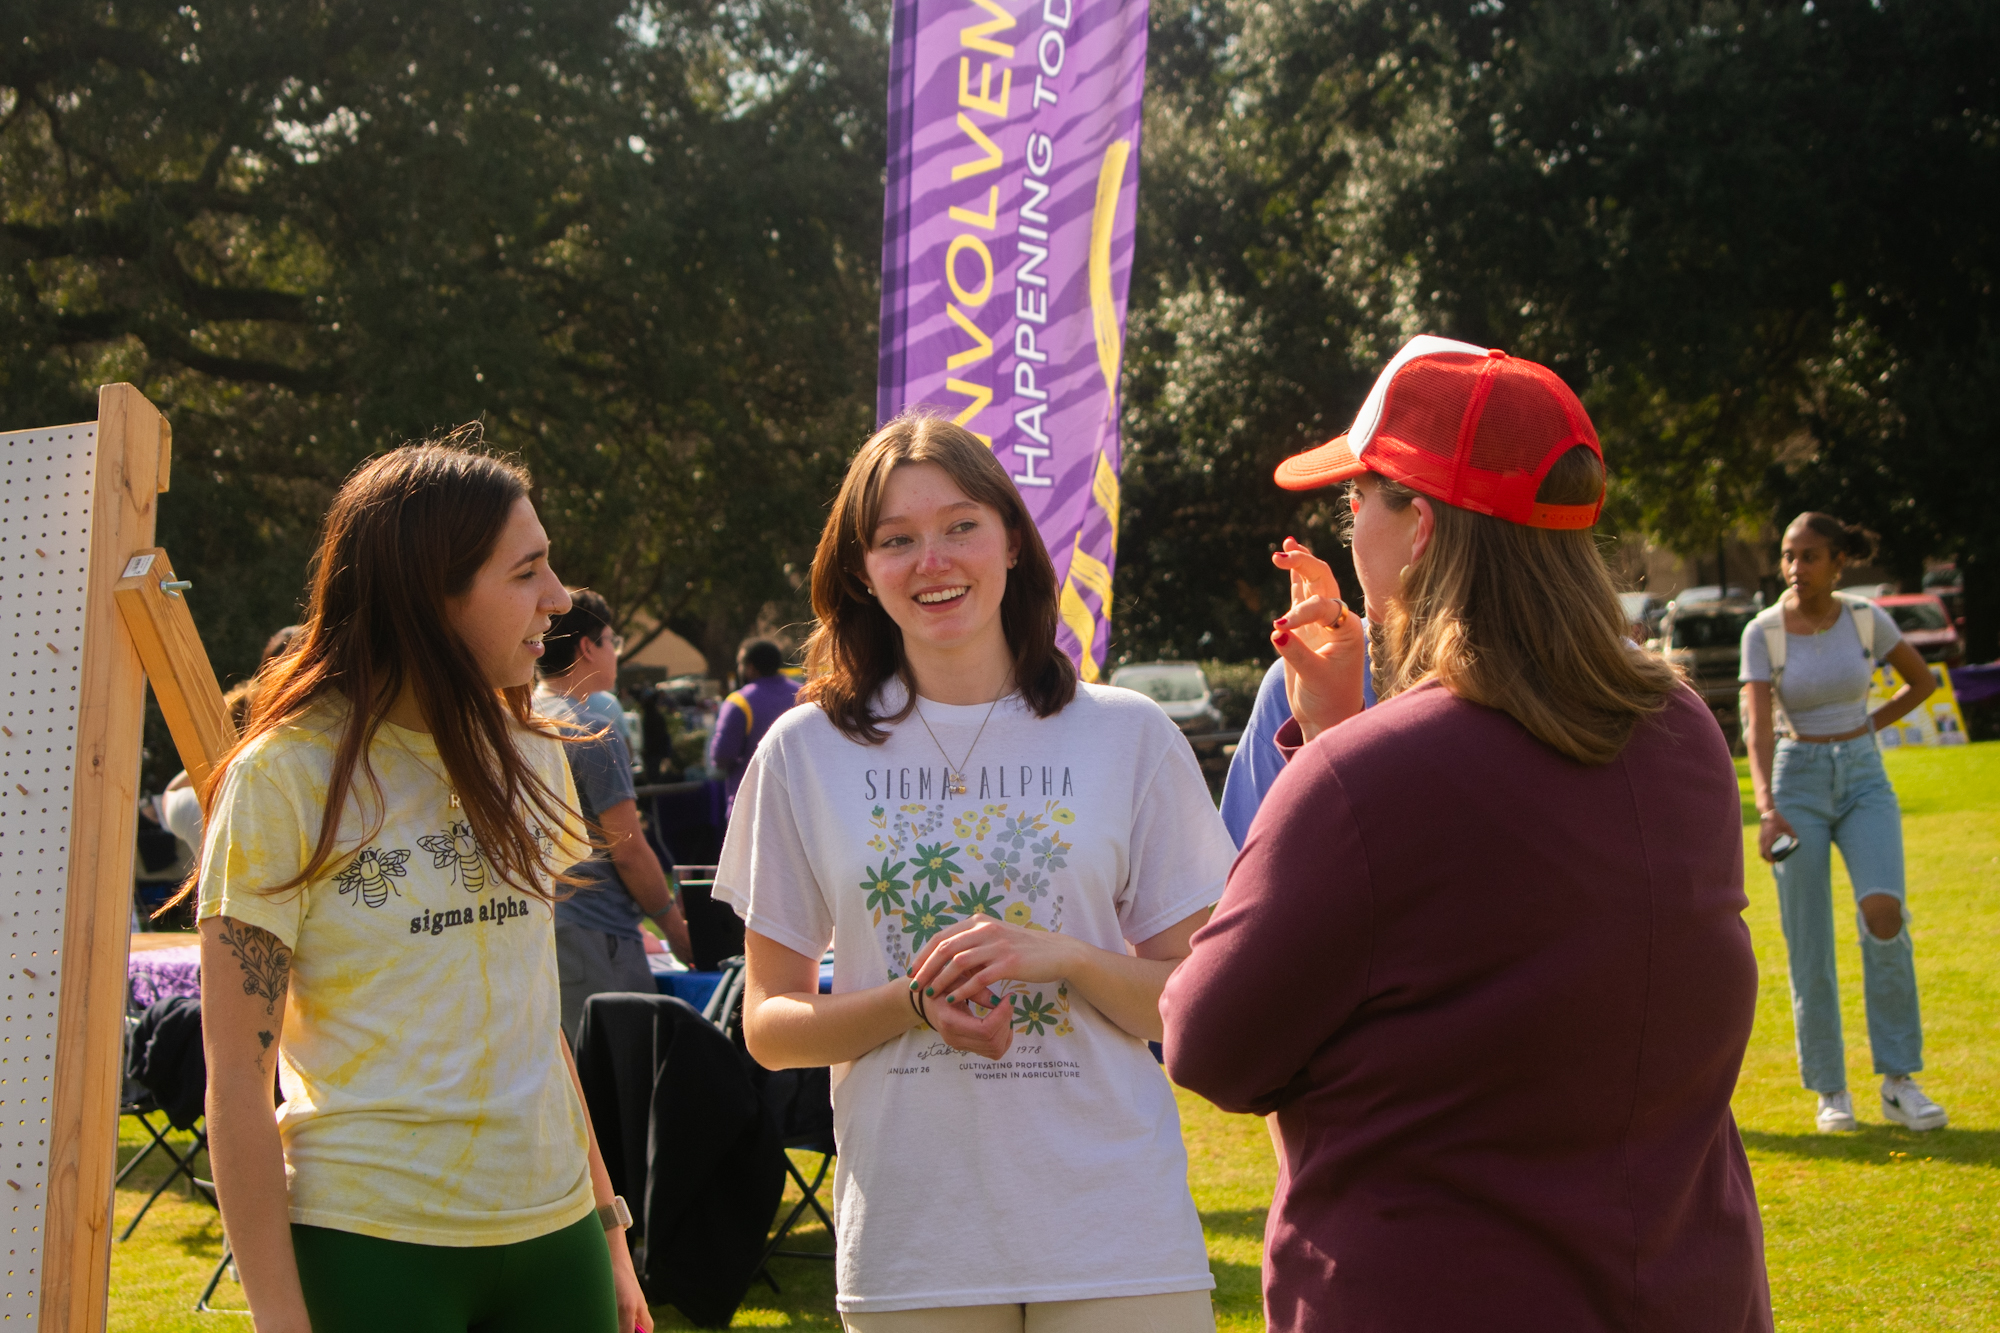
left=1874, top=593, right=1965, bottom=668
left=1108, top=661, right=1227, bottom=735
left=1922, top=563, right=1964, bottom=625
left=1618, top=592, right=1665, bottom=644
left=1658, top=599, right=1761, bottom=718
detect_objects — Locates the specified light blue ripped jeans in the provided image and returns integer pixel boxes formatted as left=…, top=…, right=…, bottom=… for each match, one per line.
left=1771, top=735, right=1924, bottom=1092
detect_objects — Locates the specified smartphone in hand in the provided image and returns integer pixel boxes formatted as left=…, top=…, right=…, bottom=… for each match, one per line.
left=1770, top=833, right=1800, bottom=862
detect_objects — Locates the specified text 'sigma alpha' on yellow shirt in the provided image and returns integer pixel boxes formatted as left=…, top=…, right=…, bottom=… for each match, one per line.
left=196, top=705, right=596, bottom=1246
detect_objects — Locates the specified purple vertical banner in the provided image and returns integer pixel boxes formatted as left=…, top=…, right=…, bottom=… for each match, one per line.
left=877, top=0, right=1146, bottom=682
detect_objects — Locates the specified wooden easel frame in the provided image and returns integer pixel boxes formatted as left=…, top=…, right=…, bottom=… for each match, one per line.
left=39, top=384, right=232, bottom=1333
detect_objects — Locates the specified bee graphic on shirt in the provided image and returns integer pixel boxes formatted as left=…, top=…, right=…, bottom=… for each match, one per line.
left=419, top=822, right=488, bottom=895
left=335, top=847, right=411, bottom=908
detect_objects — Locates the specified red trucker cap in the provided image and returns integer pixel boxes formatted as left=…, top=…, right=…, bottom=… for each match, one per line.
left=1274, top=336, right=1605, bottom=530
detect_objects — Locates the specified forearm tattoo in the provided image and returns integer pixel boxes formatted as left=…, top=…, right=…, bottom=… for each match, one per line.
left=218, top=918, right=291, bottom=1018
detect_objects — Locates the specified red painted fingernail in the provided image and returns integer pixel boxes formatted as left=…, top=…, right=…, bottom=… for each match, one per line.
left=1273, top=616, right=1289, bottom=628
left=1275, top=631, right=1291, bottom=647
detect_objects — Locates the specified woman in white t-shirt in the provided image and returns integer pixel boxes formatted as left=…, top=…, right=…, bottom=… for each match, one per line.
left=196, top=441, right=652, bottom=1333
left=717, top=414, right=1233, bottom=1332
left=1740, top=512, right=1944, bottom=1135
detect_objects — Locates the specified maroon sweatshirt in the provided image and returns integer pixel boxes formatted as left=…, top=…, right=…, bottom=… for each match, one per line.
left=1163, top=683, right=1771, bottom=1333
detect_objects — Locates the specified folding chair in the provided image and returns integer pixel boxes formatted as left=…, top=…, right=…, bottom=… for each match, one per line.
left=758, top=1070, right=837, bottom=1272
left=194, top=1238, right=237, bottom=1313
left=115, top=1099, right=213, bottom=1240
left=702, top=957, right=838, bottom=1284
left=117, top=1014, right=216, bottom=1241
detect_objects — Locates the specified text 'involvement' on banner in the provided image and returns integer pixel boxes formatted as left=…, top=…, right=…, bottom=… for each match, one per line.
left=877, top=0, right=1147, bottom=682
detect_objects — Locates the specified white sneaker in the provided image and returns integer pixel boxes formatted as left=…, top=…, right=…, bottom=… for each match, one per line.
left=1815, top=1090, right=1858, bottom=1132
left=1881, top=1076, right=1948, bottom=1131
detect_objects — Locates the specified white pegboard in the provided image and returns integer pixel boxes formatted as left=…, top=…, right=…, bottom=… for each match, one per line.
left=0, top=422, right=97, bottom=1323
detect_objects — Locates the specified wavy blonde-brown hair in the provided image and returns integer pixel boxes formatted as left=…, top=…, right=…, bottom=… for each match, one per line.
left=803, top=412, right=1076, bottom=743
left=1367, top=447, right=1681, bottom=765
left=171, top=435, right=586, bottom=908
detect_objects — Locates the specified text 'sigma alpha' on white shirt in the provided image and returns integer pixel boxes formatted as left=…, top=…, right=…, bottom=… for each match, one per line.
left=715, top=681, right=1233, bottom=1314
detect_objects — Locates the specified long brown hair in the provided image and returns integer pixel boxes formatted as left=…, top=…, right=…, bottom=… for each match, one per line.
left=192, top=433, right=580, bottom=901
left=803, top=412, right=1076, bottom=743
left=1369, top=447, right=1682, bottom=765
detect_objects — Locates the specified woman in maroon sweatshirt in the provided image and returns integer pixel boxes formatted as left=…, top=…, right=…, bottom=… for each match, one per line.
left=1162, top=337, right=1772, bottom=1333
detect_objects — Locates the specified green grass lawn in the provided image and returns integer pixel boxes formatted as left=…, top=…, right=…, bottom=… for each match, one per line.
left=108, top=743, right=1997, bottom=1329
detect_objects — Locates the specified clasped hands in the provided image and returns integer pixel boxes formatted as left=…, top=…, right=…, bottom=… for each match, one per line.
left=906, top=917, right=1076, bottom=1061
left=1269, top=536, right=1368, bottom=742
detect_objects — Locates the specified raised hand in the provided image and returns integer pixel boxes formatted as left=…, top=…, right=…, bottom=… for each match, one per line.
left=1269, top=536, right=1368, bottom=742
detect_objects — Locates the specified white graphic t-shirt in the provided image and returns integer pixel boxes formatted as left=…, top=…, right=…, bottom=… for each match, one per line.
left=715, top=681, right=1234, bottom=1312
left=197, top=704, right=595, bottom=1246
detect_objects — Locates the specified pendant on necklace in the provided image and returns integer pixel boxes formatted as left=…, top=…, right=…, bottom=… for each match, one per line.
left=946, top=771, right=967, bottom=798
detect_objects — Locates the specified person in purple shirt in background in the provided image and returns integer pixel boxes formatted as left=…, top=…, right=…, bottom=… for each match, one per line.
left=1165, top=337, right=1770, bottom=1333
left=707, top=638, right=801, bottom=813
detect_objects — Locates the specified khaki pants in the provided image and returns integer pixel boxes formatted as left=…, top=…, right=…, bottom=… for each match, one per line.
left=842, top=1290, right=1215, bottom=1333
left=555, top=922, right=656, bottom=1043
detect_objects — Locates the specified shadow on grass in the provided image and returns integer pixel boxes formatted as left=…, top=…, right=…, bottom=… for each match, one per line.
left=1741, top=1127, right=2000, bottom=1167
left=1200, top=1207, right=1269, bottom=1244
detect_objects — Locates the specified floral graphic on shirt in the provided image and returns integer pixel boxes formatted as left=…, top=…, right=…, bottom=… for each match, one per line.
left=862, top=859, right=910, bottom=922
left=911, top=841, right=965, bottom=891
left=995, top=813, right=1038, bottom=850
left=418, top=822, right=489, bottom=895
left=902, top=893, right=959, bottom=949
left=1012, top=990, right=1061, bottom=1036
left=950, top=882, right=1004, bottom=920
left=988, top=846, right=1022, bottom=889
left=862, top=798, right=1080, bottom=1036
left=335, top=846, right=411, bottom=908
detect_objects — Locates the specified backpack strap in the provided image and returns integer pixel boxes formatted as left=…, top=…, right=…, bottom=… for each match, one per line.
left=1835, top=592, right=1876, bottom=659
left=1749, top=603, right=1794, bottom=739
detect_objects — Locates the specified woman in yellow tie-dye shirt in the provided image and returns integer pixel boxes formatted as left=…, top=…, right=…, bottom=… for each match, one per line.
left=194, top=439, right=652, bottom=1333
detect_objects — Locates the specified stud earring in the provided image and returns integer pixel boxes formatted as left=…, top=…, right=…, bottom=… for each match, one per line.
left=1398, top=565, right=1411, bottom=582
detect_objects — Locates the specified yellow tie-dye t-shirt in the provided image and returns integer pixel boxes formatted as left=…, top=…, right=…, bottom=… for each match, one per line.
left=197, top=704, right=596, bottom=1246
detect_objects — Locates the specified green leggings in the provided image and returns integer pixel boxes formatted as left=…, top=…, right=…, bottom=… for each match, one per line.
left=292, top=1213, right=619, bottom=1333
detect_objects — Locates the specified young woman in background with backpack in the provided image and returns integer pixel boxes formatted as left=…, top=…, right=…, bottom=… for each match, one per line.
left=1740, top=511, right=1943, bottom=1134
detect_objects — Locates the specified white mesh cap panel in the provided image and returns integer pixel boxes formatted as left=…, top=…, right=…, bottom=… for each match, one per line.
left=1347, top=335, right=1489, bottom=458
left=0, top=422, right=96, bottom=1321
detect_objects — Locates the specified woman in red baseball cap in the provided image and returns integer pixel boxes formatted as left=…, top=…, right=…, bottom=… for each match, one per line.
left=1163, top=337, right=1772, bottom=1332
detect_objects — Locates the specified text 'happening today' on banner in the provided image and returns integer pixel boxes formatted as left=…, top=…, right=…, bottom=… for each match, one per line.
left=876, top=0, right=1147, bottom=682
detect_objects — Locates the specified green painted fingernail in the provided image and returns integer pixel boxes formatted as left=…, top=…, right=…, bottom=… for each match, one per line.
left=925, top=987, right=935, bottom=997
left=909, top=980, right=918, bottom=990
left=945, top=995, right=955, bottom=1003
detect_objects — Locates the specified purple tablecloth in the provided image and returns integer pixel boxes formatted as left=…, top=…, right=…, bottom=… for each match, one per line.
left=129, top=944, right=201, bottom=1010
left=1950, top=663, right=2000, bottom=707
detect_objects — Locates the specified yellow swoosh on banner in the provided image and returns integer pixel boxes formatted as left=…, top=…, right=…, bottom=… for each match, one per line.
left=1089, top=138, right=1132, bottom=403
left=1092, top=450, right=1120, bottom=553
left=1059, top=578, right=1098, bottom=683
left=1060, top=529, right=1115, bottom=683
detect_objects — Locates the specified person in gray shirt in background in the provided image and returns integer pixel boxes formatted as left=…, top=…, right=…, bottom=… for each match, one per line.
left=536, top=589, right=693, bottom=1041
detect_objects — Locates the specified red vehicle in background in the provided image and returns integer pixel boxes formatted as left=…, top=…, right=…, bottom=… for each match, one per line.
left=1874, top=592, right=1965, bottom=668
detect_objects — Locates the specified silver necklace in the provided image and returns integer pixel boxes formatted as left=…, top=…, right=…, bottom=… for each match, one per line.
left=913, top=690, right=1006, bottom=798
left=1790, top=593, right=1841, bottom=635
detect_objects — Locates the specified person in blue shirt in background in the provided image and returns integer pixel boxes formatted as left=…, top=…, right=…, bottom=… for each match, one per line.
left=707, top=638, right=801, bottom=814
left=1218, top=538, right=1374, bottom=847
left=537, top=589, right=693, bottom=1040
